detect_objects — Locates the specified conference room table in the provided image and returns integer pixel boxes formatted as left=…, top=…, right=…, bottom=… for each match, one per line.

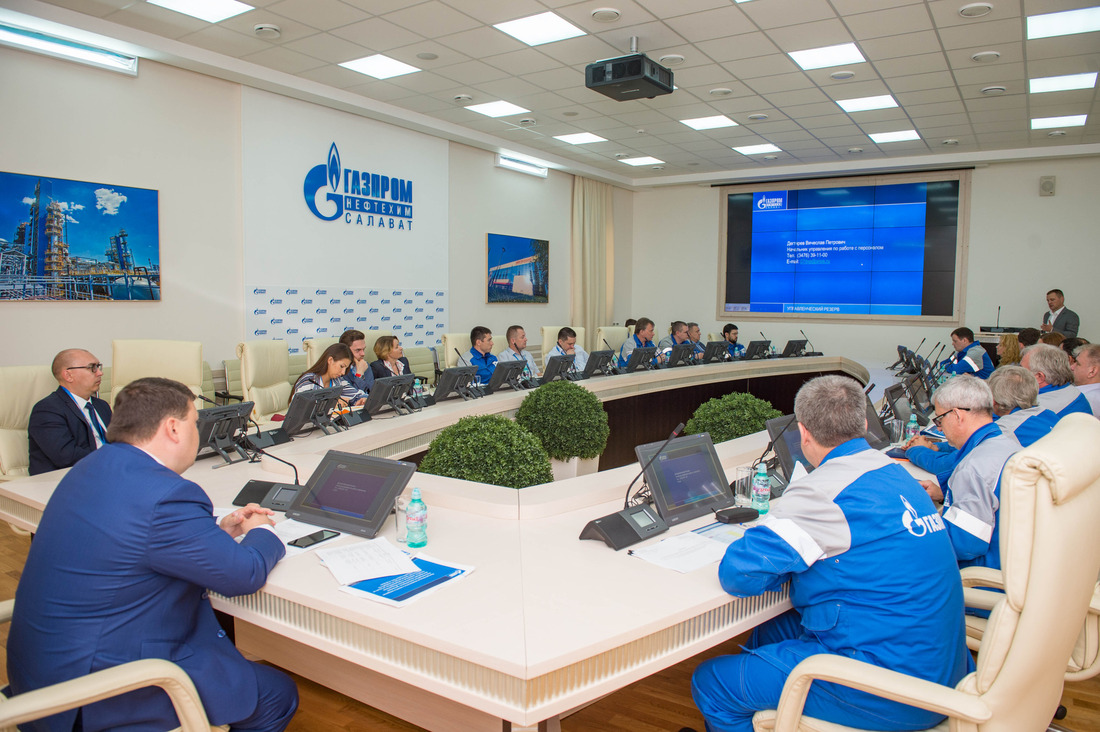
left=0, top=356, right=869, bottom=731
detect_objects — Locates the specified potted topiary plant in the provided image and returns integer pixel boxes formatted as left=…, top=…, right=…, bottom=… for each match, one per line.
left=684, top=391, right=782, bottom=444
left=418, top=414, right=553, bottom=489
left=514, top=380, right=610, bottom=480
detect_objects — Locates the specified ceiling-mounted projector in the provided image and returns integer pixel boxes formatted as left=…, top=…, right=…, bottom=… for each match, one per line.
left=585, top=53, right=674, bottom=101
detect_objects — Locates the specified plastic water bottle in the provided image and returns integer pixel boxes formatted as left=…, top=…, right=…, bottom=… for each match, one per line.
left=751, top=464, right=770, bottom=515
left=405, top=487, right=427, bottom=548
left=905, top=414, right=920, bottom=441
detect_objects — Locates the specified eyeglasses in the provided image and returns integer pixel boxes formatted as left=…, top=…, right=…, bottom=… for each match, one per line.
left=931, top=406, right=971, bottom=428
left=65, top=363, right=104, bottom=373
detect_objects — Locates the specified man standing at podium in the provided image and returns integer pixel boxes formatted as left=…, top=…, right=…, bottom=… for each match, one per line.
left=1041, top=288, right=1079, bottom=339
left=28, top=348, right=112, bottom=475
left=690, top=375, right=971, bottom=732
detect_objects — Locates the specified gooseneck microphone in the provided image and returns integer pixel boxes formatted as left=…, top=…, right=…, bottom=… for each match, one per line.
left=196, top=394, right=217, bottom=405
left=752, top=413, right=797, bottom=469
left=623, top=423, right=685, bottom=509
left=247, top=443, right=301, bottom=486
left=454, top=348, right=470, bottom=367
left=799, top=329, right=817, bottom=355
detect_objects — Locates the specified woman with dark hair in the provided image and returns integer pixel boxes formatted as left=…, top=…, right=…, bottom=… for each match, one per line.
left=293, top=342, right=365, bottom=406
left=370, top=336, right=413, bottom=380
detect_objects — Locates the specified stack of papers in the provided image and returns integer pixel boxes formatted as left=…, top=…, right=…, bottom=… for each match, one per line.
left=317, top=538, right=474, bottom=607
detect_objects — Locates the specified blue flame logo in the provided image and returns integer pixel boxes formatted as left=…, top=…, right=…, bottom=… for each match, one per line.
left=327, top=143, right=340, bottom=191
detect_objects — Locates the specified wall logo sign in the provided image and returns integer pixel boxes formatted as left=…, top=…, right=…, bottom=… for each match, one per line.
left=303, top=143, right=414, bottom=230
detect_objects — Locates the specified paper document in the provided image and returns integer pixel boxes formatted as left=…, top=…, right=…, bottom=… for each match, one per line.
left=341, top=555, right=474, bottom=607
left=694, top=522, right=747, bottom=546
left=629, top=531, right=727, bottom=573
left=317, top=537, right=419, bottom=585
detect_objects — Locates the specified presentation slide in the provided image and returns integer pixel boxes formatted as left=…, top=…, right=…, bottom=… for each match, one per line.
left=657, top=452, right=723, bottom=507
left=305, top=466, right=387, bottom=518
left=724, top=180, right=960, bottom=317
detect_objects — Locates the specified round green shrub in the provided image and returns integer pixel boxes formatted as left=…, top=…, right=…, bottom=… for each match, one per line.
left=418, top=415, right=553, bottom=489
left=514, top=380, right=610, bottom=461
left=684, top=391, right=782, bottom=443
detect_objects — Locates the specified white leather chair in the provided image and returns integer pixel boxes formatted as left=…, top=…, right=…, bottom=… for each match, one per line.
left=595, top=326, right=628, bottom=357
left=752, top=413, right=1100, bottom=732
left=441, top=333, right=471, bottom=369
left=236, top=340, right=291, bottom=424
left=110, top=340, right=204, bottom=406
left=0, top=600, right=222, bottom=731
left=302, top=337, right=338, bottom=365
left=0, top=366, right=57, bottom=480
left=403, top=346, right=437, bottom=383
left=540, top=326, right=586, bottom=359
left=287, top=352, right=308, bottom=388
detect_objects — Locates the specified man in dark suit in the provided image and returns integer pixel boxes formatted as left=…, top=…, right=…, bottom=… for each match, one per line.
left=1041, top=288, right=1080, bottom=339
left=27, top=349, right=112, bottom=475
left=8, top=377, right=297, bottom=732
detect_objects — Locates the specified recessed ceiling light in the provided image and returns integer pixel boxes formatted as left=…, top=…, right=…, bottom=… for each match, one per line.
left=836, top=94, right=898, bottom=112
left=591, top=8, right=621, bottom=22
left=733, top=143, right=782, bottom=155
left=340, top=54, right=420, bottom=79
left=942, top=139, right=960, bottom=145
left=614, top=153, right=629, bottom=158
left=1027, top=7, right=1100, bottom=40
left=747, top=113, right=769, bottom=121
left=465, top=100, right=530, bottom=117
left=554, top=132, right=607, bottom=144
left=0, top=22, right=139, bottom=74
left=562, top=111, right=579, bottom=117
left=1031, top=114, right=1087, bottom=129
left=789, top=43, right=866, bottom=71
left=493, top=11, right=585, bottom=46
left=709, top=87, right=733, bottom=97
left=416, top=52, right=439, bottom=61
left=620, top=156, right=664, bottom=166
left=1047, top=130, right=1068, bottom=137
left=869, top=129, right=920, bottom=143
left=680, top=115, right=738, bottom=130
left=1030, top=72, right=1098, bottom=94
left=762, top=155, right=778, bottom=160
left=651, top=165, right=665, bottom=170
left=658, top=54, right=685, bottom=66
left=980, top=85, right=1006, bottom=95
left=829, top=70, right=856, bottom=80
left=253, top=23, right=280, bottom=40
left=517, top=118, right=536, bottom=126
left=453, top=94, right=473, bottom=103
left=848, top=147, right=863, bottom=153
left=959, top=3, right=993, bottom=18
left=147, top=0, right=253, bottom=23
left=970, top=51, right=1001, bottom=63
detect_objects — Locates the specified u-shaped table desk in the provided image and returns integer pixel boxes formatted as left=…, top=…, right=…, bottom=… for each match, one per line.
left=0, top=356, right=868, bottom=731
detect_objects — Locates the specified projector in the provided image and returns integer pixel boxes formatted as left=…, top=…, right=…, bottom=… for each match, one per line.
left=585, top=53, right=674, bottom=101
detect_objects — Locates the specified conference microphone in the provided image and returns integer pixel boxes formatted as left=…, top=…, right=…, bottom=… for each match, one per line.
left=752, top=413, right=798, bottom=470
left=919, top=340, right=939, bottom=359
left=246, top=443, right=301, bottom=486
left=196, top=394, right=217, bottom=405
left=799, top=329, right=820, bottom=356
left=912, top=337, right=926, bottom=355
left=623, top=423, right=685, bottom=509
left=864, top=382, right=876, bottom=395
left=602, top=338, right=623, bottom=373
left=454, top=348, right=470, bottom=367
left=996, top=305, right=1001, bottom=329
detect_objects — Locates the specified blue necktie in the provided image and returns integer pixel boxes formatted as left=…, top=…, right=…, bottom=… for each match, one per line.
left=85, top=401, right=107, bottom=445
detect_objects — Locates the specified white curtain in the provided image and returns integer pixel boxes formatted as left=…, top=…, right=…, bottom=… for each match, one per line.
left=570, top=177, right=614, bottom=351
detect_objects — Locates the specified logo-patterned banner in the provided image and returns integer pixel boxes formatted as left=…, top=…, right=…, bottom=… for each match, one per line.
left=244, top=286, right=448, bottom=354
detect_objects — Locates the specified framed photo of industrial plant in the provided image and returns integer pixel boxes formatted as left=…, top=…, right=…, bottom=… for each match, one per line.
left=486, top=233, right=549, bottom=304
left=0, top=170, right=160, bottom=302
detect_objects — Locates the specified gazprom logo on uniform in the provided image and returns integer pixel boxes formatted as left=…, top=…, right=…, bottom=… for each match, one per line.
left=304, top=142, right=413, bottom=230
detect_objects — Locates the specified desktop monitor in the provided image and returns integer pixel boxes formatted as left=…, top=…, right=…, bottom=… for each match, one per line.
left=286, top=451, right=417, bottom=538
left=196, top=401, right=254, bottom=460
left=904, top=373, right=933, bottom=417
left=886, top=381, right=928, bottom=426
left=583, top=349, right=616, bottom=377
left=665, top=343, right=695, bottom=368
left=622, top=346, right=657, bottom=373
left=766, top=414, right=812, bottom=485
left=360, top=374, right=416, bottom=416
left=701, top=341, right=729, bottom=364
left=541, top=354, right=575, bottom=384
left=781, top=339, right=807, bottom=358
left=435, top=366, right=479, bottom=401
left=282, top=386, right=343, bottom=437
left=863, top=394, right=891, bottom=450
left=634, top=432, right=734, bottom=526
left=743, top=340, right=771, bottom=360
left=484, top=359, right=529, bottom=394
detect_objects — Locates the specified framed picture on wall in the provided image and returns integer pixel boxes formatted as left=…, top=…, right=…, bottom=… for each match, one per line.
left=0, top=170, right=161, bottom=302
left=486, top=233, right=548, bottom=304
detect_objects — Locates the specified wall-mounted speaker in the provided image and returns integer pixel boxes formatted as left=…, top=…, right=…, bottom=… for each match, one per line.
left=1039, top=176, right=1056, bottom=197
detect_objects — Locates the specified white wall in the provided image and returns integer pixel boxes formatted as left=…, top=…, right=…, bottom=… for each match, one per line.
left=629, top=156, right=1100, bottom=369
left=0, top=49, right=243, bottom=368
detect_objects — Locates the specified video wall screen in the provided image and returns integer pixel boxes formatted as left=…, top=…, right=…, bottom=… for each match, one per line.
left=720, top=172, right=968, bottom=321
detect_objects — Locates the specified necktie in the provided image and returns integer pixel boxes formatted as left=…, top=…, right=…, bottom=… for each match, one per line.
left=85, top=401, right=107, bottom=445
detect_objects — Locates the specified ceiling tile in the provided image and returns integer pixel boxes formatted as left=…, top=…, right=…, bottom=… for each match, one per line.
left=860, top=31, right=944, bottom=61
left=39, top=0, right=131, bottom=16
left=104, top=3, right=208, bottom=38
left=482, top=48, right=563, bottom=76
left=474, top=76, right=546, bottom=99
left=522, top=67, right=586, bottom=91
left=764, top=88, right=832, bottom=106
left=845, top=4, right=933, bottom=39
left=1025, top=54, right=1100, bottom=78
left=384, top=2, right=482, bottom=37
left=895, top=88, right=963, bottom=106
left=767, top=20, right=854, bottom=52
left=240, top=46, right=327, bottom=74
left=722, top=54, right=801, bottom=79
left=746, top=73, right=815, bottom=94
left=437, top=0, right=545, bottom=25
left=739, top=0, right=837, bottom=28
left=332, top=18, right=425, bottom=50
left=952, top=62, right=1026, bottom=87
left=874, top=53, right=949, bottom=78
left=265, top=0, right=370, bottom=31
left=831, top=0, right=922, bottom=14
left=181, top=26, right=272, bottom=57
left=536, top=36, right=624, bottom=66
left=435, top=60, right=512, bottom=85
left=927, top=0, right=1020, bottom=30
left=218, top=12, right=318, bottom=43
left=1027, top=35, right=1100, bottom=61
left=905, top=100, right=967, bottom=117
left=821, top=79, right=893, bottom=100
left=284, top=33, right=371, bottom=64
left=694, top=32, right=782, bottom=63
left=937, top=18, right=1024, bottom=51
left=342, top=0, right=427, bottom=13
left=885, top=71, right=957, bottom=92
left=296, top=64, right=377, bottom=89
left=633, top=0, right=732, bottom=18
left=663, top=6, right=757, bottom=43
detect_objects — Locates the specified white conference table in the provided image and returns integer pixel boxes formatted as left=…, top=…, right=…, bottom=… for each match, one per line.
left=0, top=357, right=869, bottom=731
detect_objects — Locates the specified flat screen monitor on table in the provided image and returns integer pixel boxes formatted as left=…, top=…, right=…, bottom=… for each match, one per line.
left=286, top=451, right=417, bottom=538
left=435, top=366, right=479, bottom=401
left=743, top=340, right=771, bottom=360
left=582, top=349, right=616, bottom=377
left=541, top=355, right=575, bottom=384
left=485, top=359, right=529, bottom=394
left=701, top=341, right=729, bottom=364
left=664, top=343, right=695, bottom=368
left=781, top=339, right=808, bottom=357
left=622, top=346, right=657, bottom=373
left=360, top=374, right=416, bottom=416
left=634, top=432, right=734, bottom=526
left=196, top=401, right=254, bottom=461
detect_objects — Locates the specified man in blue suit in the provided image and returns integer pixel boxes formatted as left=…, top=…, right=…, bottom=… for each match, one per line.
left=27, top=349, right=112, bottom=475
left=8, top=377, right=297, bottom=732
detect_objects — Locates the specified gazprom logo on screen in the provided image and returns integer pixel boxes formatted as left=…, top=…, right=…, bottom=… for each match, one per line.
left=302, top=142, right=414, bottom=229
left=755, top=192, right=788, bottom=211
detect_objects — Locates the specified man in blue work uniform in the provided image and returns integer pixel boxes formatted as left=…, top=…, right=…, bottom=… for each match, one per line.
left=467, top=325, right=497, bottom=385
left=1022, top=344, right=1092, bottom=418
left=940, top=327, right=993, bottom=379
left=690, top=375, right=972, bottom=731
left=618, top=317, right=660, bottom=368
left=722, top=323, right=745, bottom=359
